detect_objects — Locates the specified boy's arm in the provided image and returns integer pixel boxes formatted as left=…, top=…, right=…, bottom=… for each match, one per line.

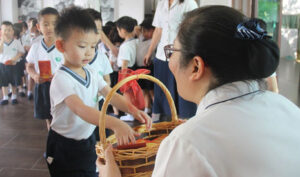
left=64, top=94, right=138, bottom=145
left=99, top=86, right=152, bottom=129
left=10, top=52, right=24, bottom=63
left=26, top=62, right=44, bottom=84
left=103, top=74, right=111, bottom=86
left=99, top=30, right=119, bottom=57
left=121, top=60, right=128, bottom=70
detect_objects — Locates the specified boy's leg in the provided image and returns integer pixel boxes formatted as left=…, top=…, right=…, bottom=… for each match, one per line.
left=11, top=86, right=18, bottom=105
left=27, top=77, right=34, bottom=100
left=1, top=87, right=9, bottom=105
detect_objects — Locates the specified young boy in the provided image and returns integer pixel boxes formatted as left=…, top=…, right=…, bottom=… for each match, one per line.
left=47, top=7, right=151, bottom=177
left=0, top=21, right=25, bottom=105
left=116, top=16, right=138, bottom=70
left=85, top=8, right=112, bottom=89
left=26, top=7, right=64, bottom=130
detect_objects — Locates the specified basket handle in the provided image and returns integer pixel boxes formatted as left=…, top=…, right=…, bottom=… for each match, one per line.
left=99, top=74, right=178, bottom=147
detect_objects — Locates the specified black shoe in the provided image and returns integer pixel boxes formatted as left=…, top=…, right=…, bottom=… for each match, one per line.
left=19, top=92, right=26, bottom=97
left=0, top=99, right=9, bottom=105
left=8, top=92, right=12, bottom=97
left=11, top=99, right=18, bottom=105
left=23, top=85, right=27, bottom=90
left=28, top=93, right=33, bottom=101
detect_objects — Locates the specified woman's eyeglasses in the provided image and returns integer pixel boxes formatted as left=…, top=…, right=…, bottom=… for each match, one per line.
left=164, top=44, right=181, bottom=61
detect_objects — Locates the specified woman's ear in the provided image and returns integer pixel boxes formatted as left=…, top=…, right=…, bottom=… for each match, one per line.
left=55, top=39, right=64, bottom=53
left=189, top=56, right=205, bottom=81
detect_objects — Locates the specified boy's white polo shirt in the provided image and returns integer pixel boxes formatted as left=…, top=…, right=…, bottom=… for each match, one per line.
left=87, top=49, right=113, bottom=78
left=117, top=38, right=137, bottom=68
left=50, top=65, right=107, bottom=140
left=26, top=38, right=64, bottom=74
left=0, top=39, right=25, bottom=64
left=153, top=0, right=197, bottom=61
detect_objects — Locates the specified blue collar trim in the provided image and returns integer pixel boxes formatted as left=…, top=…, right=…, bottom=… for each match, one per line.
left=89, top=50, right=98, bottom=65
left=4, top=40, right=14, bottom=46
left=60, top=65, right=91, bottom=88
left=41, top=39, right=55, bottom=53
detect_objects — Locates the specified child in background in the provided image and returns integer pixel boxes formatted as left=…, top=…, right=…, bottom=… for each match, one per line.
left=0, top=21, right=25, bottom=105
left=108, top=25, right=124, bottom=117
left=26, top=7, right=64, bottom=130
left=115, top=16, right=139, bottom=121
left=116, top=16, right=138, bottom=70
left=136, top=17, right=155, bottom=115
left=24, top=18, right=41, bottom=100
left=47, top=7, right=151, bottom=176
left=13, top=23, right=27, bottom=97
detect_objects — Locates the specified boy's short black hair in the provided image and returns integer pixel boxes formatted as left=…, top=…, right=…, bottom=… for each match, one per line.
left=85, top=8, right=102, bottom=22
left=140, top=16, right=154, bottom=30
left=13, top=23, right=23, bottom=39
left=55, top=6, right=97, bottom=40
left=116, top=16, right=137, bottom=33
left=1, top=21, right=13, bottom=28
left=38, top=7, right=59, bottom=21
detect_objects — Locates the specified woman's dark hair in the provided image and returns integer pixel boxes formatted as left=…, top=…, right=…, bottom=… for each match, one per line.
left=116, top=16, right=137, bottom=33
left=178, top=6, right=279, bottom=87
left=55, top=6, right=97, bottom=40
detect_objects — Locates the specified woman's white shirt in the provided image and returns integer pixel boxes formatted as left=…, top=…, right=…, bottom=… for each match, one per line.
left=153, top=81, right=300, bottom=177
left=153, top=0, right=197, bottom=61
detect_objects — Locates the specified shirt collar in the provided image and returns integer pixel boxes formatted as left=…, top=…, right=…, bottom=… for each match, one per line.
left=165, top=0, right=179, bottom=9
left=89, top=50, right=98, bottom=65
left=60, top=65, right=91, bottom=88
left=41, top=38, right=55, bottom=53
left=4, top=39, right=14, bottom=46
left=196, top=80, right=261, bottom=115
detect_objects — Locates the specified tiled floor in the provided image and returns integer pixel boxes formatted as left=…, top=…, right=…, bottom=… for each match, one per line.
left=0, top=57, right=299, bottom=177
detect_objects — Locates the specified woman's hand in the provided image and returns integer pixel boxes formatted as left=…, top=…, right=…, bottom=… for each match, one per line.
left=143, top=52, right=152, bottom=66
left=113, top=120, right=140, bottom=145
left=97, top=144, right=121, bottom=177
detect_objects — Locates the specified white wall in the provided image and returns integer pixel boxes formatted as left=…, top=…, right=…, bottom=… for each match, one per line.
left=114, top=0, right=144, bottom=24
left=1, top=0, right=18, bottom=23
left=200, top=0, right=232, bottom=6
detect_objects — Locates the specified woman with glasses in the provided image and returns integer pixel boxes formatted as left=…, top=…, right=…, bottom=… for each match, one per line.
left=144, top=0, right=198, bottom=121
left=98, top=6, right=300, bottom=177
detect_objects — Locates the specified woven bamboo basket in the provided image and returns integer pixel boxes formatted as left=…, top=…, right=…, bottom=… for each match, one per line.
left=96, top=74, right=181, bottom=177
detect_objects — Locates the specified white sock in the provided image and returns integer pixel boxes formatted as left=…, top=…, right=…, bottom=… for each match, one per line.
left=11, top=94, right=17, bottom=100
left=3, top=96, right=9, bottom=100
left=144, top=108, right=151, bottom=113
left=152, top=113, right=160, bottom=122
left=27, top=91, right=32, bottom=96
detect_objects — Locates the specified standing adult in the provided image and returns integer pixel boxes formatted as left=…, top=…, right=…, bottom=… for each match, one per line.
left=144, top=0, right=198, bottom=121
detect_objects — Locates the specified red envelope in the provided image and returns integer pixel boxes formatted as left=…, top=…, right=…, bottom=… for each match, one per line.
left=38, top=60, right=52, bottom=80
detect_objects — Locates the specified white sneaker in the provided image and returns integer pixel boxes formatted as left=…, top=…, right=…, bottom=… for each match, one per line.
left=120, top=114, right=135, bottom=121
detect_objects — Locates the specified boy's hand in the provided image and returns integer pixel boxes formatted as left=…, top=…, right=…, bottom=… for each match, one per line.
left=113, top=120, right=140, bottom=145
left=33, top=74, right=45, bottom=84
left=128, top=104, right=152, bottom=130
left=132, top=110, right=152, bottom=130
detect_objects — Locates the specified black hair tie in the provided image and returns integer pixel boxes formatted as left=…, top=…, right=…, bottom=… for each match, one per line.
left=235, top=19, right=270, bottom=40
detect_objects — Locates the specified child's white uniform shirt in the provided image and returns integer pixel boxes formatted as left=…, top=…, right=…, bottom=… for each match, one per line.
left=86, top=50, right=113, bottom=101
left=50, top=66, right=107, bottom=140
left=87, top=50, right=113, bottom=78
left=117, top=39, right=137, bottom=68
left=26, top=38, right=64, bottom=74
left=0, top=39, right=25, bottom=64
left=152, top=0, right=197, bottom=61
